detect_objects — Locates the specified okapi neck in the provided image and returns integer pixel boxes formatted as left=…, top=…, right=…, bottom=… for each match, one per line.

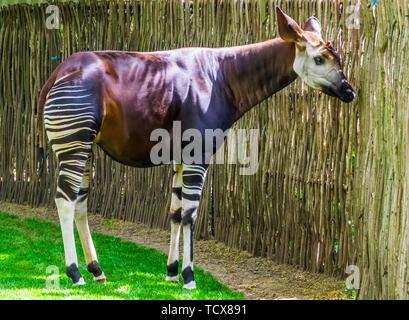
left=218, top=38, right=298, bottom=119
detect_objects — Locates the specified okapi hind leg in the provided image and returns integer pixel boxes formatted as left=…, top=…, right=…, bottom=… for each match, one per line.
left=55, top=196, right=85, bottom=286
left=166, top=163, right=183, bottom=282
left=55, top=158, right=90, bottom=286
left=74, top=155, right=106, bottom=283
left=45, top=78, right=101, bottom=286
left=181, top=163, right=208, bottom=289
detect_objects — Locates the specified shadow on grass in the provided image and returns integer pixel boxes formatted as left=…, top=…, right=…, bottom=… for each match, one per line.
left=0, top=212, right=243, bottom=300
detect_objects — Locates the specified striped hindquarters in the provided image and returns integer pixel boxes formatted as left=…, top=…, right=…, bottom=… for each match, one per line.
left=44, top=79, right=100, bottom=201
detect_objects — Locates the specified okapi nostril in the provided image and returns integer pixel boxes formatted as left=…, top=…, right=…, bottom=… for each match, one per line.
left=345, top=88, right=356, bottom=102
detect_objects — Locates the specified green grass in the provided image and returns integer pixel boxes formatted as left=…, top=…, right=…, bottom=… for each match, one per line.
left=0, top=211, right=244, bottom=300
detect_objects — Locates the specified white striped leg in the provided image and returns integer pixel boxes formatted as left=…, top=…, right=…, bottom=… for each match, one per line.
left=181, top=163, right=208, bottom=289
left=74, top=156, right=106, bottom=283
left=54, top=156, right=90, bottom=286
left=54, top=157, right=89, bottom=286
left=166, top=163, right=183, bottom=282
left=45, top=80, right=98, bottom=286
left=55, top=197, right=85, bottom=286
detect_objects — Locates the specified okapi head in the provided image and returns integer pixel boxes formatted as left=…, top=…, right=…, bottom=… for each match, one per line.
left=276, top=7, right=356, bottom=103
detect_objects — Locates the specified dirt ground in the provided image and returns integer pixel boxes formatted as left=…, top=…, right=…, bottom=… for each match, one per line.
left=0, top=201, right=352, bottom=300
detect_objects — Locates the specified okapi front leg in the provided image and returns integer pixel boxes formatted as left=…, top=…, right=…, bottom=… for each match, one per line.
left=74, top=156, right=106, bottom=283
left=166, top=163, right=183, bottom=282
left=181, top=163, right=208, bottom=289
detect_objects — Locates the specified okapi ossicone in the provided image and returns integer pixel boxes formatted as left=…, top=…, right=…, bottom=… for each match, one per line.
left=37, top=8, right=355, bottom=289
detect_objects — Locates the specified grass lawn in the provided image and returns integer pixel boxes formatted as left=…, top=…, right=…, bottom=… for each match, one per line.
left=0, top=211, right=244, bottom=300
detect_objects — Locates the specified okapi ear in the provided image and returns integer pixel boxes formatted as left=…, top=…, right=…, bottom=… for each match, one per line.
left=276, top=7, right=305, bottom=43
left=303, top=16, right=322, bottom=35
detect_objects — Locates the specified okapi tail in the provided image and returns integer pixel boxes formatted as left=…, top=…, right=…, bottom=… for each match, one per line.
left=37, top=64, right=62, bottom=174
left=37, top=69, right=58, bottom=150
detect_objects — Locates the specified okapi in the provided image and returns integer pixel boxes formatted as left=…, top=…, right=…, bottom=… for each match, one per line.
left=37, top=8, right=355, bottom=289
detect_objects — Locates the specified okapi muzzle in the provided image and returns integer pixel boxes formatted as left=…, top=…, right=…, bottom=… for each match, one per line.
left=321, top=73, right=356, bottom=103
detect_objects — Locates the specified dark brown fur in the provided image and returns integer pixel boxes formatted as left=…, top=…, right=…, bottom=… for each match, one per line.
left=37, top=40, right=298, bottom=166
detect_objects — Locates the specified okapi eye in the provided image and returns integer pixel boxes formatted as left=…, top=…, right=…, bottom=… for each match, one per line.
left=314, top=56, right=324, bottom=65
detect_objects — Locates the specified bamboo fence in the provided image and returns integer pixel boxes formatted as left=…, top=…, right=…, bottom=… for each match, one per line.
left=0, top=0, right=408, bottom=299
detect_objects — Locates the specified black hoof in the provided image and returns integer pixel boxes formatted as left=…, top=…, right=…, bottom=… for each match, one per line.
left=87, top=261, right=106, bottom=283
left=87, top=260, right=103, bottom=277
left=66, top=263, right=83, bottom=284
left=167, top=260, right=178, bottom=277
left=166, top=260, right=179, bottom=282
left=182, top=266, right=194, bottom=285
